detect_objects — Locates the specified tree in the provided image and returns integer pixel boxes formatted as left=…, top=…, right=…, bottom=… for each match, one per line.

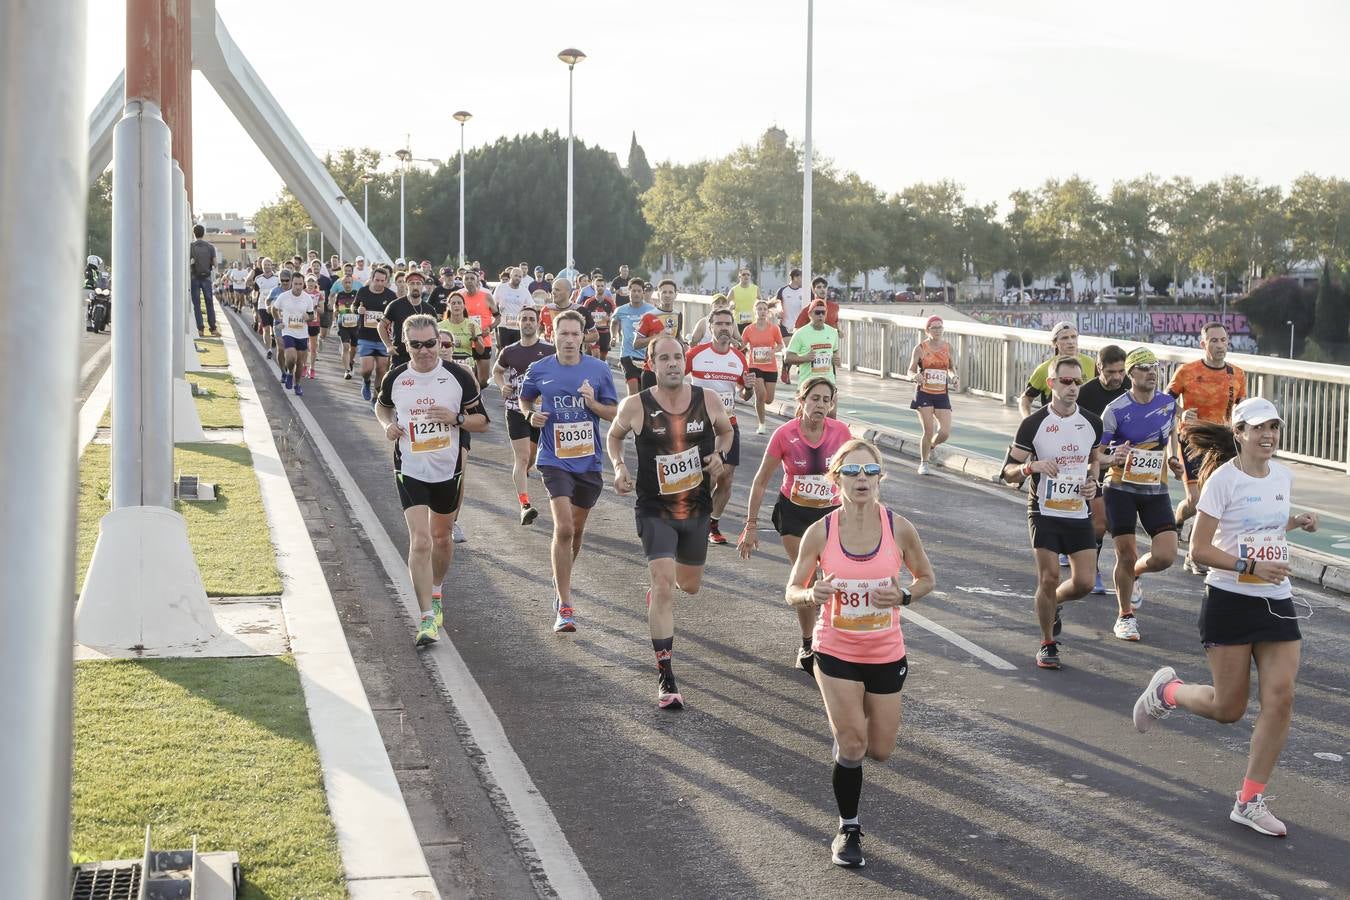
left=1287, top=174, right=1350, bottom=269
left=86, top=172, right=112, bottom=264
left=961, top=204, right=1009, bottom=301
left=626, top=133, right=654, bottom=193
left=815, top=172, right=886, bottom=291
left=1238, top=277, right=1315, bottom=357
left=252, top=190, right=310, bottom=261
left=1310, top=263, right=1350, bottom=361
left=1029, top=176, right=1105, bottom=297
left=642, top=161, right=707, bottom=274
left=897, top=181, right=965, bottom=299
left=697, top=129, right=802, bottom=275
left=1003, top=189, right=1052, bottom=296
left=1104, top=174, right=1163, bottom=300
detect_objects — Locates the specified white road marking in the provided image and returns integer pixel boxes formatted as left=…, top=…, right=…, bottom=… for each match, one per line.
left=79, top=340, right=111, bottom=388
left=903, top=609, right=1017, bottom=670
left=77, top=369, right=112, bottom=457
left=235, top=317, right=600, bottom=899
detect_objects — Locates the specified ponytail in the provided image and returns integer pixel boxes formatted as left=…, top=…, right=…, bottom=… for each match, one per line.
left=1183, top=421, right=1237, bottom=484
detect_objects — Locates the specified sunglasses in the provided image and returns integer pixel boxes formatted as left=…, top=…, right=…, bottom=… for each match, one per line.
left=837, top=463, right=882, bottom=477
left=1130, top=364, right=1157, bottom=372
left=408, top=339, right=439, bottom=350
left=439, top=341, right=454, bottom=349
left=1056, top=377, right=1084, bottom=386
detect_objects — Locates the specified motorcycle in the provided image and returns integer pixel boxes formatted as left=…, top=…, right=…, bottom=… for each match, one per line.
left=86, top=286, right=111, bottom=333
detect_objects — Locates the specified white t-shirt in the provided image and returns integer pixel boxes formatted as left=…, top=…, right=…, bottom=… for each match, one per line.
left=254, top=274, right=280, bottom=309
left=493, top=282, right=533, bottom=328
left=376, top=360, right=484, bottom=483
left=1198, top=460, right=1293, bottom=598
left=272, top=291, right=315, bottom=338
left=776, top=284, right=804, bottom=329
left=230, top=268, right=248, bottom=289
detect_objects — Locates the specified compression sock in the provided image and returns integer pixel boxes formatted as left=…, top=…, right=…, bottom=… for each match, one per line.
left=1239, top=778, right=1266, bottom=804
left=832, top=751, right=863, bottom=821
left=518, top=492, right=530, bottom=507
left=1160, top=678, right=1183, bottom=708
left=652, top=637, right=676, bottom=693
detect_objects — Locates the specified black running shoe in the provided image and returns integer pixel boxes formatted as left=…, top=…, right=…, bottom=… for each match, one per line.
left=1052, top=606, right=1062, bottom=637
left=831, top=825, right=865, bottom=868
left=521, top=505, right=539, bottom=526
left=795, top=646, right=815, bottom=678
left=1036, top=641, right=1062, bottom=670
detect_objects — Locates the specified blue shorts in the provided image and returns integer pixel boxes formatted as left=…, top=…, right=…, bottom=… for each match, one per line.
left=911, top=390, right=951, bottom=410
left=282, top=334, right=309, bottom=352
left=357, top=338, right=388, bottom=358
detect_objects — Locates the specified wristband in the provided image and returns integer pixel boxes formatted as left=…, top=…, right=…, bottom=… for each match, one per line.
left=1022, top=463, right=1034, bottom=477
left=1245, top=558, right=1257, bottom=576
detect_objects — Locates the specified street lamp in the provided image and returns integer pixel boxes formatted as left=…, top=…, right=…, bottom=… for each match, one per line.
left=336, top=196, right=346, bottom=262
left=453, top=110, right=472, bottom=267
left=394, top=144, right=443, bottom=261
left=360, top=172, right=373, bottom=225
left=1287, top=320, right=1295, bottom=358
left=557, top=48, right=586, bottom=277
left=801, top=0, right=814, bottom=295
left=304, top=223, right=313, bottom=256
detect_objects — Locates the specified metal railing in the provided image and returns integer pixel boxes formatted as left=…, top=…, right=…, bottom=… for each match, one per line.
left=671, top=294, right=1350, bottom=473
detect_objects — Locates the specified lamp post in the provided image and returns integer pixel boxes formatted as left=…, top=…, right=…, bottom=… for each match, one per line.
left=453, top=110, right=472, bottom=267
left=336, top=196, right=346, bottom=262
left=1287, top=320, right=1295, bottom=359
left=360, top=172, right=373, bottom=225
left=801, top=0, right=814, bottom=293
left=304, top=223, right=313, bottom=256
left=395, top=146, right=410, bottom=260
left=557, top=48, right=586, bottom=276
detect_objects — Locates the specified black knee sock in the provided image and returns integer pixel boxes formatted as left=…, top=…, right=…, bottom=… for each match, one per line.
left=652, top=637, right=676, bottom=692
left=832, top=760, right=863, bottom=820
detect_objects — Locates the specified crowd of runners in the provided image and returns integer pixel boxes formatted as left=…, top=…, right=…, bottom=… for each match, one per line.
left=213, top=255, right=1316, bottom=865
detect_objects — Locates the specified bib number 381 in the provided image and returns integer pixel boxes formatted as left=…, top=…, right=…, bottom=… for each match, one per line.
left=831, top=577, right=895, bottom=632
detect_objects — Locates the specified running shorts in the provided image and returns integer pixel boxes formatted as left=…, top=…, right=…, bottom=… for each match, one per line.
left=910, top=390, right=952, bottom=410
left=1199, top=584, right=1302, bottom=647
left=281, top=334, right=309, bottom=352
left=621, top=356, right=644, bottom=383
left=1104, top=489, right=1178, bottom=539
left=396, top=470, right=465, bottom=516
left=339, top=326, right=360, bottom=346
left=1027, top=514, right=1095, bottom=555
left=636, top=513, right=710, bottom=567
left=357, top=338, right=388, bottom=358
left=506, top=409, right=541, bottom=443
left=772, top=494, right=835, bottom=538
left=540, top=466, right=603, bottom=510
left=814, top=651, right=908, bottom=695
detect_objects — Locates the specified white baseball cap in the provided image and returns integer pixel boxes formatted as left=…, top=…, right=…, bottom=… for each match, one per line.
left=1233, top=397, right=1283, bottom=427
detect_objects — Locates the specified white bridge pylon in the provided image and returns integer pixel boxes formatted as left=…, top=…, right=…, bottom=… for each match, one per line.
left=87, top=0, right=391, bottom=263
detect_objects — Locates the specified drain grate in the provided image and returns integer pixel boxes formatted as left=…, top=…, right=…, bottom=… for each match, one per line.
left=69, top=861, right=141, bottom=900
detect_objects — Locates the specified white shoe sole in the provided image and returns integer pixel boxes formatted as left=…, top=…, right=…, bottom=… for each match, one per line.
left=1229, top=808, right=1286, bottom=837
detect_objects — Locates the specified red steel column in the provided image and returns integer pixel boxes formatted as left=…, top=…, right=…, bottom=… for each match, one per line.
left=159, top=0, right=180, bottom=164
left=181, top=0, right=193, bottom=205
left=126, top=0, right=162, bottom=105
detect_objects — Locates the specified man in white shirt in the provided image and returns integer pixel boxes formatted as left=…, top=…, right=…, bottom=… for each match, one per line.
left=270, top=274, right=316, bottom=395
left=493, top=266, right=533, bottom=348
left=773, top=268, right=805, bottom=336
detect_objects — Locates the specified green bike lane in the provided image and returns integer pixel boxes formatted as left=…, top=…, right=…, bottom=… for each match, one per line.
left=826, top=372, right=1350, bottom=566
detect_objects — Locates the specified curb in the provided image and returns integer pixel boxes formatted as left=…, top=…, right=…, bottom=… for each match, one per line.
left=218, top=317, right=440, bottom=899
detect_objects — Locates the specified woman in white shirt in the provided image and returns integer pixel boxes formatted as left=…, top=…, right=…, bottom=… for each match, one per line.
left=1130, top=398, right=1317, bottom=838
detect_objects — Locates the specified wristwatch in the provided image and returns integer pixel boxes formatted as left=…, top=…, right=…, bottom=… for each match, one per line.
left=455, top=412, right=466, bottom=427
left=1232, top=558, right=1252, bottom=575
left=901, top=588, right=912, bottom=607
left=718, top=450, right=729, bottom=464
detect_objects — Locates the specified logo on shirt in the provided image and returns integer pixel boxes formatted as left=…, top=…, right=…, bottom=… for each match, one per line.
left=1275, top=493, right=1285, bottom=501
left=1046, top=424, right=1059, bottom=433
left=686, top=420, right=705, bottom=434
left=401, top=379, right=415, bottom=386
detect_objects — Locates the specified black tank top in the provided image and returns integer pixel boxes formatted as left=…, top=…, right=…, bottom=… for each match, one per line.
left=635, top=386, right=715, bottom=520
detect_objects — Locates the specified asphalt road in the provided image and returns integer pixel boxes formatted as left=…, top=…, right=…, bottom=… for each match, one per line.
left=227, top=306, right=1350, bottom=900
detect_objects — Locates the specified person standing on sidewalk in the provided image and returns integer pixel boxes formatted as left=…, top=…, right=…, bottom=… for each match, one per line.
left=375, top=314, right=489, bottom=646
left=189, top=224, right=219, bottom=336
left=1132, top=397, right=1316, bottom=838
left=906, top=315, right=959, bottom=475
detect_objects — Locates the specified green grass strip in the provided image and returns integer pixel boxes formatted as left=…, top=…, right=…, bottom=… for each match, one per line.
left=194, top=337, right=229, bottom=368
left=98, top=372, right=243, bottom=430
left=77, top=443, right=282, bottom=597
left=72, top=657, right=345, bottom=900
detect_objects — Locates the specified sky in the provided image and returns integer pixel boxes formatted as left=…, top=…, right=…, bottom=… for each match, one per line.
left=86, top=0, right=1350, bottom=219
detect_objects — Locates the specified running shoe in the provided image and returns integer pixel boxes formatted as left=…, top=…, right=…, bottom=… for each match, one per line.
left=415, top=615, right=438, bottom=646
left=431, top=597, right=443, bottom=629
left=1131, top=665, right=1177, bottom=733
left=831, top=825, right=865, bottom=868
left=1058, top=553, right=1069, bottom=567
left=1036, top=641, right=1061, bottom=669
left=1184, top=556, right=1209, bottom=576
left=266, top=349, right=273, bottom=359
left=294, top=384, right=303, bottom=397
left=1230, top=793, right=1287, bottom=837
left=795, top=646, right=816, bottom=677
left=552, top=599, right=576, bottom=633
left=344, top=370, right=353, bottom=381
left=708, top=522, right=728, bottom=545
left=282, top=372, right=292, bottom=389
left=452, top=522, right=466, bottom=543
left=361, top=381, right=372, bottom=402
left=1053, top=606, right=1062, bottom=637
left=1131, top=579, right=1144, bottom=610
left=520, top=505, right=539, bottom=526
left=1113, top=614, right=1140, bottom=641
left=1091, top=571, right=1107, bottom=595
left=657, top=689, right=685, bottom=710
left=755, top=423, right=767, bottom=435
left=916, top=461, right=930, bottom=475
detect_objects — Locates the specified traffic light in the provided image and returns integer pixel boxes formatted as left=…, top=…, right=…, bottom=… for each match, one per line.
left=251, top=239, right=257, bottom=249
left=239, top=238, right=246, bottom=249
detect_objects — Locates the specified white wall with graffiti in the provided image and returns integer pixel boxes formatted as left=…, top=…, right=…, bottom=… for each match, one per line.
left=970, top=309, right=1260, bottom=353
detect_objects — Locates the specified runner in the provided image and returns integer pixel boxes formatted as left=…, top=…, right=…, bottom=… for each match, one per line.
left=383, top=269, right=436, bottom=368
left=458, top=270, right=496, bottom=387
left=1168, top=322, right=1247, bottom=575
left=229, top=261, right=249, bottom=312
left=607, top=333, right=735, bottom=709
left=331, top=274, right=362, bottom=380
left=636, top=279, right=685, bottom=390
left=741, top=300, right=785, bottom=434
left=1074, top=344, right=1131, bottom=589
left=374, top=314, right=489, bottom=646
left=784, top=438, right=935, bottom=868
left=687, top=293, right=731, bottom=346
left=539, top=277, right=595, bottom=344
left=518, top=310, right=619, bottom=632
left=493, top=265, right=533, bottom=349
left=792, top=278, right=840, bottom=331
left=784, top=299, right=841, bottom=403
left=1001, top=355, right=1103, bottom=670
left=686, top=307, right=756, bottom=545
left=1100, top=347, right=1183, bottom=639
left=1132, top=398, right=1316, bottom=838
left=270, top=273, right=316, bottom=396
left=1019, top=321, right=1098, bottom=417
left=772, top=268, right=805, bottom=338
left=728, top=267, right=760, bottom=333
left=740, top=375, right=852, bottom=673
left=247, top=259, right=281, bottom=360
left=581, top=279, right=616, bottom=359
left=906, top=315, right=959, bottom=475
left=611, top=277, right=658, bottom=395
left=492, top=306, right=555, bottom=525
left=355, top=267, right=397, bottom=403
left=437, top=293, right=486, bottom=367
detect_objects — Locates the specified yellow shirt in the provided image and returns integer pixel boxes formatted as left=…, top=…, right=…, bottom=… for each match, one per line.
left=728, top=283, right=759, bottom=326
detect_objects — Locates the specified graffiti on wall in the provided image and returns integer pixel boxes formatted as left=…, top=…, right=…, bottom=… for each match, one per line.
left=973, top=309, right=1257, bottom=352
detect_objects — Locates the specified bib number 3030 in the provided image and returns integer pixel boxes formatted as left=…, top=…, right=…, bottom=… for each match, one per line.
left=831, top=577, right=895, bottom=633
left=553, top=419, right=596, bottom=459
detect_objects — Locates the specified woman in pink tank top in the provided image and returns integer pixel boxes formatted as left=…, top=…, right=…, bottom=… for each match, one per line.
left=785, top=437, right=935, bottom=869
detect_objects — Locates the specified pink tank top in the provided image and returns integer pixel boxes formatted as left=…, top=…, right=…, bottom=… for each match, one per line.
left=813, top=505, right=906, bottom=663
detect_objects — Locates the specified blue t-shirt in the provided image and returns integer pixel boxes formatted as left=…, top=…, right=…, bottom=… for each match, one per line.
left=1101, top=390, right=1176, bottom=495
left=612, top=301, right=658, bottom=359
left=519, top=354, right=618, bottom=472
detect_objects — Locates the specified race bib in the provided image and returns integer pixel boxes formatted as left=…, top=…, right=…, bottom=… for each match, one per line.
left=718, top=389, right=736, bottom=412
left=339, top=313, right=358, bottom=328
left=752, top=345, right=773, bottom=365
left=1043, top=466, right=1087, bottom=514
left=811, top=347, right=833, bottom=373
left=287, top=315, right=307, bottom=329
left=503, top=314, right=520, bottom=329
left=831, top=577, right=895, bottom=633
left=592, top=310, right=609, bottom=328
left=1122, top=448, right=1165, bottom=486
left=661, top=314, right=679, bottom=332
left=738, top=311, right=752, bottom=324
left=409, top=416, right=452, bottom=454
left=922, top=368, right=948, bottom=391
left=363, top=311, right=383, bottom=327
left=656, top=446, right=703, bottom=495
left=1238, top=531, right=1289, bottom=584
left=553, top=419, right=596, bottom=459
left=789, top=474, right=835, bottom=508
left=469, top=315, right=483, bottom=332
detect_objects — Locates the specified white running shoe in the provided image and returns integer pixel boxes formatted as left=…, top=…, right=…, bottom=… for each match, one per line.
left=1058, top=553, right=1070, bottom=567
left=755, top=423, right=767, bottom=435
left=1230, top=793, right=1287, bottom=837
left=1132, top=665, right=1177, bottom=733
left=916, top=461, right=931, bottom=475
left=1113, top=615, right=1140, bottom=641
left=452, top=522, right=466, bottom=543
left=1131, top=578, right=1144, bottom=610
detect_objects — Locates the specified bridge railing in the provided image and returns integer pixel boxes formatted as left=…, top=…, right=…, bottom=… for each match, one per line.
left=671, top=294, right=1350, bottom=473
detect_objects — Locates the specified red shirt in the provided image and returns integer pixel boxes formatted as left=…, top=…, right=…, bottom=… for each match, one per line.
left=795, top=301, right=841, bottom=330
left=639, top=309, right=684, bottom=371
